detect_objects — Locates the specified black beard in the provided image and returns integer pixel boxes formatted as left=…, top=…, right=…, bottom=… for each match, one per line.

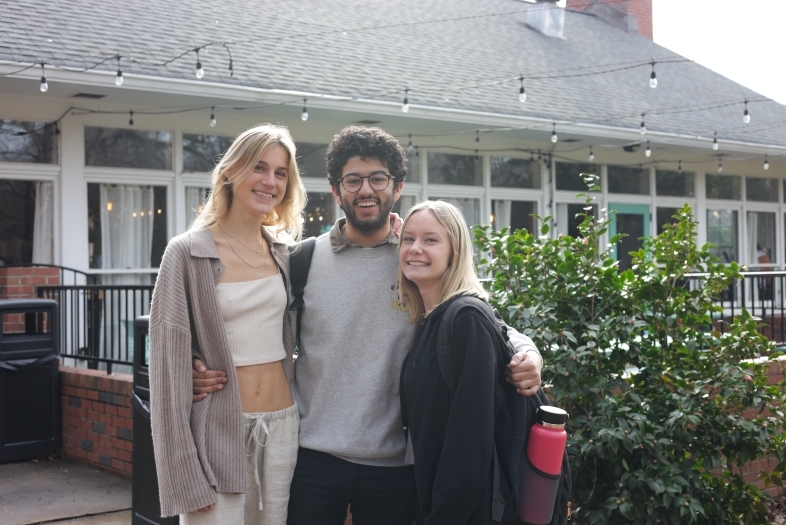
left=341, top=194, right=394, bottom=234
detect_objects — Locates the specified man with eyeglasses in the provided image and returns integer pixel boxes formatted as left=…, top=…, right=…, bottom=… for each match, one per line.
left=192, top=126, right=543, bottom=525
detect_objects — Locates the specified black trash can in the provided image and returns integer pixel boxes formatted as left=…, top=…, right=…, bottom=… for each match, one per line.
left=0, top=299, right=60, bottom=463
left=132, top=315, right=179, bottom=525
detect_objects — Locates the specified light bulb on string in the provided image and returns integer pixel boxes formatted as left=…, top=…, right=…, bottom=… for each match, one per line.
left=743, top=99, right=750, bottom=124
left=407, top=134, right=413, bottom=153
left=475, top=149, right=479, bottom=161
left=649, top=61, right=657, bottom=88
left=518, top=76, right=526, bottom=103
left=529, top=151, right=534, bottom=162
left=301, top=99, right=308, bottom=121
left=640, top=114, right=646, bottom=135
left=209, top=106, right=216, bottom=127
left=638, top=164, right=643, bottom=175
left=129, top=110, right=134, bottom=126
left=712, top=131, right=719, bottom=151
left=195, top=49, right=204, bottom=79
left=476, top=130, right=480, bottom=143
left=537, top=149, right=542, bottom=162
left=115, top=56, right=124, bottom=86
left=551, top=123, right=558, bottom=143
left=589, top=145, right=594, bottom=162
left=678, top=160, right=682, bottom=174
left=402, top=89, right=409, bottom=113
left=645, top=140, right=651, bottom=157
left=717, top=158, right=723, bottom=174
left=39, top=63, right=48, bottom=92
left=414, top=146, right=419, bottom=157
left=764, top=154, right=769, bottom=170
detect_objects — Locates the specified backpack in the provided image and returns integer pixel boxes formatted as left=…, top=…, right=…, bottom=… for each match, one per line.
left=287, top=237, right=317, bottom=357
left=436, top=295, right=572, bottom=525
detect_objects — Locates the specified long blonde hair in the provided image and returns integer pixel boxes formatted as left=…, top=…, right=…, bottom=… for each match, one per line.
left=190, top=124, right=306, bottom=240
left=395, top=200, right=488, bottom=323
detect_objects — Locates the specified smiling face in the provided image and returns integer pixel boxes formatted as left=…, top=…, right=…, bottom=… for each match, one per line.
left=331, top=156, right=401, bottom=235
left=232, top=144, right=289, bottom=218
left=399, top=209, right=453, bottom=290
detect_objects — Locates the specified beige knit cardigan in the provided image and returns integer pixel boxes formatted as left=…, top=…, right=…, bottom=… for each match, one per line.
left=148, top=228, right=294, bottom=517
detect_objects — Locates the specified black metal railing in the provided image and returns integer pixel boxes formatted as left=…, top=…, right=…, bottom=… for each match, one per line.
left=682, top=271, right=786, bottom=343
left=3, top=263, right=97, bottom=285
left=37, top=284, right=153, bottom=374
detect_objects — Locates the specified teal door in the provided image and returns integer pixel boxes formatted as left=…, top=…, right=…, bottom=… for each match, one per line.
left=609, top=203, right=650, bottom=271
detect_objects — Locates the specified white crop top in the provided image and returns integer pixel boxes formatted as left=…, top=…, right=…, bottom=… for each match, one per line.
left=215, top=273, right=287, bottom=367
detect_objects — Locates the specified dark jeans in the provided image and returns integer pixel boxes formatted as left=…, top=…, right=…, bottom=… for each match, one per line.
left=287, top=447, right=416, bottom=525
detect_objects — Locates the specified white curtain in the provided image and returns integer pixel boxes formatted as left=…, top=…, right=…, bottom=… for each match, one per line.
left=494, top=199, right=512, bottom=230
left=32, top=181, right=54, bottom=264
left=746, top=211, right=757, bottom=267
left=100, top=184, right=154, bottom=271
left=185, top=187, right=208, bottom=228
left=397, top=195, right=416, bottom=218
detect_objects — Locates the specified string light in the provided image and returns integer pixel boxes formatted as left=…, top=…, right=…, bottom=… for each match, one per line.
left=530, top=151, right=534, bottom=162
left=407, top=134, right=413, bottom=153
left=476, top=130, right=480, bottom=143
left=712, top=131, right=719, bottom=151
left=677, top=160, right=682, bottom=174
left=764, top=154, right=769, bottom=170
left=518, top=76, right=526, bottom=103
left=195, top=49, right=204, bottom=79
left=638, top=163, right=643, bottom=175
left=209, top=106, right=216, bottom=127
left=128, top=110, right=134, bottom=126
left=645, top=140, right=651, bottom=157
left=39, top=63, right=48, bottom=92
left=717, top=158, right=723, bottom=173
left=649, top=61, right=657, bottom=88
left=475, top=149, right=479, bottom=160
left=743, top=99, right=750, bottom=124
left=551, top=123, right=557, bottom=143
left=402, top=89, right=409, bottom=113
left=414, top=146, right=419, bottom=157
left=537, top=149, right=542, bottom=162
left=115, top=56, right=124, bottom=86
left=640, top=113, right=646, bottom=135
left=301, top=99, right=308, bottom=121
left=588, top=145, right=594, bottom=162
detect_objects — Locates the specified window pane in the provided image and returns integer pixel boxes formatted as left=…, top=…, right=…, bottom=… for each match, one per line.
left=555, top=162, right=597, bottom=191
left=185, top=187, right=210, bottom=227
left=393, top=195, right=417, bottom=217
left=656, top=170, right=695, bottom=197
left=303, top=192, right=335, bottom=237
left=183, top=134, right=234, bottom=173
left=85, top=127, right=172, bottom=169
left=491, top=157, right=540, bottom=189
left=706, top=174, right=741, bottom=200
left=608, top=166, right=649, bottom=195
left=87, top=183, right=168, bottom=269
left=427, top=153, right=482, bottom=186
left=556, top=203, right=596, bottom=238
left=296, top=143, right=328, bottom=178
left=406, top=151, right=421, bottom=184
left=746, top=177, right=778, bottom=202
left=430, top=197, right=481, bottom=227
left=706, top=209, right=738, bottom=262
left=747, top=211, right=776, bottom=264
left=0, top=120, right=58, bottom=163
left=656, top=207, right=681, bottom=234
left=0, top=180, right=35, bottom=264
left=492, top=200, right=536, bottom=233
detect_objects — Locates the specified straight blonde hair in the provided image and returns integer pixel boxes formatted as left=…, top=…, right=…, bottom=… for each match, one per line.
left=395, top=200, right=488, bottom=324
left=190, top=124, right=306, bottom=241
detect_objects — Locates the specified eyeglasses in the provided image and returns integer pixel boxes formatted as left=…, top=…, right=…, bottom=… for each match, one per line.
left=339, top=174, right=393, bottom=193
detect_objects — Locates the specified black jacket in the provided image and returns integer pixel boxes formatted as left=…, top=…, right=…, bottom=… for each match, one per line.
left=400, top=296, right=515, bottom=525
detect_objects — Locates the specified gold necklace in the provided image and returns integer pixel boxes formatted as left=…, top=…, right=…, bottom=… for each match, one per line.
left=219, top=225, right=264, bottom=254
left=221, top=224, right=262, bottom=242
left=220, top=227, right=269, bottom=269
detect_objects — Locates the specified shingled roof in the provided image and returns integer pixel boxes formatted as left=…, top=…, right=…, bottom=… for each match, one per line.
left=1, top=0, right=785, bottom=147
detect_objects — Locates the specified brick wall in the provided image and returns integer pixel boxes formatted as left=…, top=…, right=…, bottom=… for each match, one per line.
left=60, top=365, right=133, bottom=478
left=0, top=266, right=60, bottom=333
left=567, top=0, right=653, bottom=40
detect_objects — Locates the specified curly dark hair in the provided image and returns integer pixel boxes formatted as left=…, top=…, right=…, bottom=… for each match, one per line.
left=325, top=126, right=407, bottom=187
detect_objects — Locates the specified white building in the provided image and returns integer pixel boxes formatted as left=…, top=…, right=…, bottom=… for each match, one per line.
left=1, top=0, right=784, bottom=283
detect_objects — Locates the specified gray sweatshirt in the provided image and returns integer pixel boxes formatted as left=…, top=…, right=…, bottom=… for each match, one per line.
left=293, top=219, right=414, bottom=466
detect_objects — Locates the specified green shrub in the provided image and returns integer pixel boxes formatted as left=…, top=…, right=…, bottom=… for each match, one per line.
left=475, top=177, right=786, bottom=524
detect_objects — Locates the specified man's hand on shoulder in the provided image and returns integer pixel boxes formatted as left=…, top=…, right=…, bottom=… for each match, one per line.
left=506, top=350, right=543, bottom=396
left=192, top=358, right=227, bottom=402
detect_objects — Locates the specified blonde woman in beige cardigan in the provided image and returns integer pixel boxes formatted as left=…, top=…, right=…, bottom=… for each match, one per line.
left=149, top=124, right=307, bottom=524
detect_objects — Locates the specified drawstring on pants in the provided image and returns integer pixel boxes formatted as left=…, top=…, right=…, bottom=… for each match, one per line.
left=246, top=415, right=270, bottom=511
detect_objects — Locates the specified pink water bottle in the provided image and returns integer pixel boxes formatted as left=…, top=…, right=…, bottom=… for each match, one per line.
left=518, top=406, right=568, bottom=524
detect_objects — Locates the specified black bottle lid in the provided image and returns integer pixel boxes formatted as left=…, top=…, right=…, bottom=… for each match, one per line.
left=537, top=406, right=569, bottom=426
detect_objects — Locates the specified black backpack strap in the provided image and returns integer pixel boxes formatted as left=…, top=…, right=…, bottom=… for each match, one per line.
left=436, top=295, right=507, bottom=523
left=288, top=237, right=316, bottom=357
